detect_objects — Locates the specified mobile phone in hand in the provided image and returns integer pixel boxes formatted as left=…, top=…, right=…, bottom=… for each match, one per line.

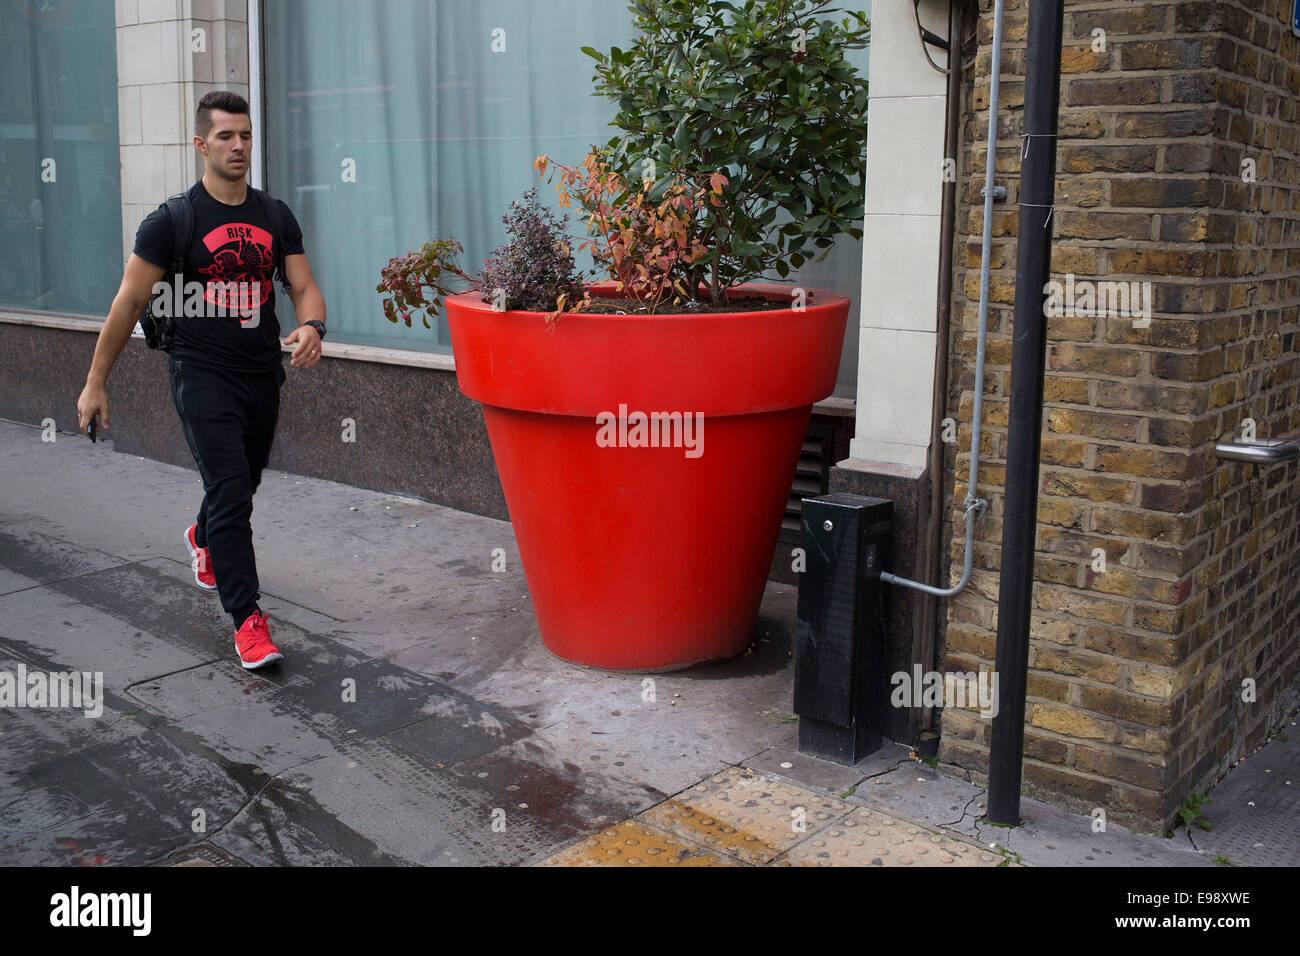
left=87, top=414, right=99, bottom=443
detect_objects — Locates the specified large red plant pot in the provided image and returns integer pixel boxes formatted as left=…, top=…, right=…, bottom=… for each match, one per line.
left=445, top=281, right=850, bottom=671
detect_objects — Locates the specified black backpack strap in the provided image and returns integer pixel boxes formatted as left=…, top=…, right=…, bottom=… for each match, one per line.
left=250, top=186, right=292, bottom=295
left=145, top=193, right=193, bottom=352
left=163, top=193, right=193, bottom=275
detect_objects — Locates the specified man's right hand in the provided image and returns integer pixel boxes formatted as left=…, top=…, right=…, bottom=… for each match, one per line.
left=77, top=383, right=109, bottom=435
left=78, top=253, right=167, bottom=437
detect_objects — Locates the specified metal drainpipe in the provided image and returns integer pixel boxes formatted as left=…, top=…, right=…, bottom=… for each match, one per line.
left=988, top=0, right=1065, bottom=828
left=880, top=0, right=1003, bottom=599
left=914, top=0, right=968, bottom=738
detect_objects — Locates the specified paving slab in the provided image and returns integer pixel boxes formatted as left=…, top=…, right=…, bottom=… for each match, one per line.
left=1189, top=721, right=1300, bottom=867
left=773, top=806, right=1005, bottom=867
left=849, top=760, right=986, bottom=827
left=539, top=767, right=1011, bottom=868
left=976, top=790, right=1213, bottom=868
left=641, top=766, right=854, bottom=865
left=0, top=569, right=217, bottom=693
left=537, top=821, right=744, bottom=867
left=758, top=743, right=1215, bottom=867
left=741, top=745, right=899, bottom=797
left=0, top=520, right=129, bottom=594
left=0, top=697, right=260, bottom=866
left=530, top=709, right=737, bottom=798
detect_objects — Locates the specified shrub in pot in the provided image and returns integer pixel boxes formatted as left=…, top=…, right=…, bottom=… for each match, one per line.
left=380, top=0, right=869, bottom=671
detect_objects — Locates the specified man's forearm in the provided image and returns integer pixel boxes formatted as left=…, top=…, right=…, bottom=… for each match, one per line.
left=292, top=285, right=326, bottom=326
left=86, top=294, right=145, bottom=388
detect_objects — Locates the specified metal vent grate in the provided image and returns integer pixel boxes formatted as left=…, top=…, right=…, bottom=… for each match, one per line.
left=782, top=424, right=834, bottom=539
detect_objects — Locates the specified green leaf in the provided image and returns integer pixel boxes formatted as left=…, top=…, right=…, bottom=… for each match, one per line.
left=646, top=173, right=675, bottom=202
left=673, top=114, right=690, bottom=151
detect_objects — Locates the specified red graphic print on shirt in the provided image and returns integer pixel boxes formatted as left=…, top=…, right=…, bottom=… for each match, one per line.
left=197, top=223, right=273, bottom=319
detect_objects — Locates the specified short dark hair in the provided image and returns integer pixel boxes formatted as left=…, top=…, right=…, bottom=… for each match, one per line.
left=196, top=91, right=250, bottom=138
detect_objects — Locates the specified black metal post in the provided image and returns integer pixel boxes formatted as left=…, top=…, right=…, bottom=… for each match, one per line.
left=794, top=494, right=893, bottom=765
left=987, top=0, right=1065, bottom=825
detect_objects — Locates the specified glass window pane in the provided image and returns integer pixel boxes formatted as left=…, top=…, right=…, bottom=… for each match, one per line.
left=0, top=1, right=122, bottom=315
left=264, top=0, right=638, bottom=352
left=263, top=0, right=868, bottom=401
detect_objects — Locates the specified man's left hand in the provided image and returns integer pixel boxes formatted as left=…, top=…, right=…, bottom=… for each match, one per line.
left=284, top=323, right=322, bottom=369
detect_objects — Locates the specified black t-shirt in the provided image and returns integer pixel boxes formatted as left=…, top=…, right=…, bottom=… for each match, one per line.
left=134, top=181, right=305, bottom=372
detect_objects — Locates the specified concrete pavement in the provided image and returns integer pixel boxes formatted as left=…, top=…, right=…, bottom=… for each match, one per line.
left=0, top=417, right=1287, bottom=867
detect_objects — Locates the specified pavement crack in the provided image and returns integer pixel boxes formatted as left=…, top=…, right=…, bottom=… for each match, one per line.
left=940, top=788, right=985, bottom=829
left=861, top=759, right=907, bottom=781
left=258, top=587, right=346, bottom=623
left=207, top=754, right=330, bottom=843
left=123, top=657, right=227, bottom=695
left=0, top=560, right=147, bottom=599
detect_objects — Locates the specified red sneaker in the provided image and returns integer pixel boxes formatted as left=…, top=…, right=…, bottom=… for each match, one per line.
left=234, top=611, right=282, bottom=669
left=184, top=523, right=217, bottom=590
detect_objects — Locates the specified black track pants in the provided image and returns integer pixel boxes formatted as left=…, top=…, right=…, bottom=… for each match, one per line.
left=168, top=355, right=285, bottom=623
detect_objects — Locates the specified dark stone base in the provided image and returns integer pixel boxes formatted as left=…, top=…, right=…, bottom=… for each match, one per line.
left=827, top=459, right=928, bottom=745
left=799, top=715, right=883, bottom=766
left=0, top=322, right=507, bottom=520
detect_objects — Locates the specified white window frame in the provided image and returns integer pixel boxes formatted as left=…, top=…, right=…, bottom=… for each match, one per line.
left=248, top=0, right=264, bottom=189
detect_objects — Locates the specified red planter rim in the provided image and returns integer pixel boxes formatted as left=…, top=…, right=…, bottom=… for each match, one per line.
left=445, top=281, right=850, bottom=418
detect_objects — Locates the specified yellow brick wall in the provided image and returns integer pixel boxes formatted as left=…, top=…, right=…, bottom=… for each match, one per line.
left=938, top=0, right=1300, bottom=831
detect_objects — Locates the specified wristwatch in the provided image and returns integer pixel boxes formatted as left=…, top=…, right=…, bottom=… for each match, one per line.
left=303, top=319, right=326, bottom=340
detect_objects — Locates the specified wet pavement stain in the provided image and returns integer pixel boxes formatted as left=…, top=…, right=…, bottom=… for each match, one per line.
left=0, top=524, right=658, bottom=865
left=0, top=787, right=89, bottom=834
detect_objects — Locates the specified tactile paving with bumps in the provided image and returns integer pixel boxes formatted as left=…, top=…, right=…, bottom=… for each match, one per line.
left=772, top=806, right=1006, bottom=866
left=640, top=766, right=854, bottom=864
left=536, top=821, right=743, bottom=867
left=537, top=768, right=1017, bottom=867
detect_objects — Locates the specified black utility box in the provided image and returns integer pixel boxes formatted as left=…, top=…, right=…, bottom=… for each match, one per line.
left=793, top=493, right=893, bottom=765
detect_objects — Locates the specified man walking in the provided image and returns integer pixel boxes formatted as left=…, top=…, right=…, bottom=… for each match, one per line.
left=77, top=91, right=326, bottom=670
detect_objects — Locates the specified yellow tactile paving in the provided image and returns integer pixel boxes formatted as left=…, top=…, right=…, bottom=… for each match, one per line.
left=536, top=821, right=745, bottom=867
left=635, top=797, right=781, bottom=864
left=771, top=806, right=1008, bottom=867
left=641, top=767, right=853, bottom=864
left=538, top=768, right=1021, bottom=867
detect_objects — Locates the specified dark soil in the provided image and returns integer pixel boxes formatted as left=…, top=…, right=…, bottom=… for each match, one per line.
left=580, top=295, right=798, bottom=314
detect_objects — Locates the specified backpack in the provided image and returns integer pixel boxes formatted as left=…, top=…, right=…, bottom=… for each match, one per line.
left=139, top=187, right=293, bottom=351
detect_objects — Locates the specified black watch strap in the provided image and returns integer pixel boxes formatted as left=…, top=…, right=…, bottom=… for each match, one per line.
left=304, top=320, right=326, bottom=340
